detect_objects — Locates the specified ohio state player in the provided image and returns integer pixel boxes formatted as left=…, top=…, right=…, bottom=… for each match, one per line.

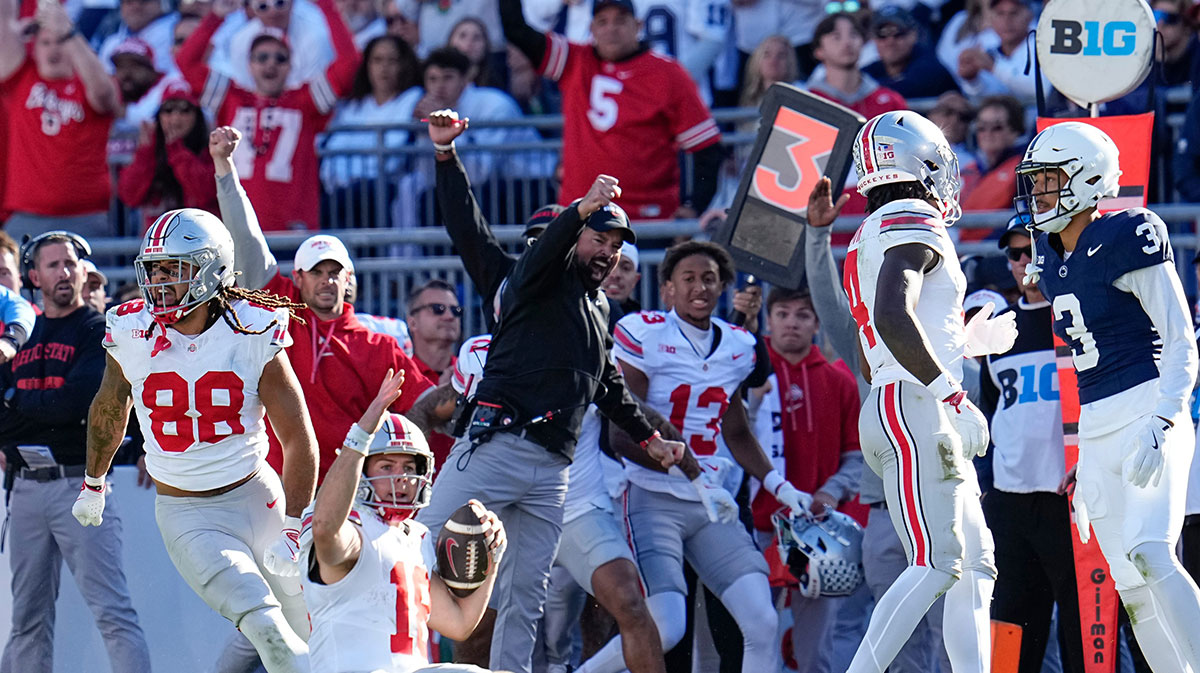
left=175, top=0, right=358, bottom=231
left=73, top=209, right=319, bottom=673
left=580, top=241, right=808, bottom=673
left=300, top=370, right=505, bottom=673
left=841, top=111, right=1015, bottom=673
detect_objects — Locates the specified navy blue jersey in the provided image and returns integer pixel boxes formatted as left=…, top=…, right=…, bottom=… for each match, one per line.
left=1035, top=208, right=1172, bottom=404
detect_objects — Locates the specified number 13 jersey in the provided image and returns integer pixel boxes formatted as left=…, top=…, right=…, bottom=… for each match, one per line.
left=103, top=299, right=292, bottom=491
left=843, top=199, right=967, bottom=388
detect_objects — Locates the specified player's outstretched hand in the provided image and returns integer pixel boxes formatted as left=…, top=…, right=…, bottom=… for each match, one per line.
left=672, top=466, right=738, bottom=524
left=356, top=368, right=407, bottom=436
left=209, top=126, right=241, bottom=160
left=646, top=434, right=685, bottom=468
left=963, top=302, right=1018, bottom=357
left=427, top=109, right=469, bottom=147
left=807, top=176, right=849, bottom=228
left=1125, top=415, right=1171, bottom=488
left=263, top=516, right=302, bottom=577
left=578, top=175, right=621, bottom=219
left=941, top=392, right=990, bottom=459
left=72, top=479, right=106, bottom=527
left=469, top=498, right=507, bottom=569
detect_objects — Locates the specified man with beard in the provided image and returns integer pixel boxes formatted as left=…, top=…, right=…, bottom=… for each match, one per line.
left=418, top=174, right=686, bottom=673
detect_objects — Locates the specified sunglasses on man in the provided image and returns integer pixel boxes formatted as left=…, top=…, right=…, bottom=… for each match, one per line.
left=412, top=303, right=464, bottom=317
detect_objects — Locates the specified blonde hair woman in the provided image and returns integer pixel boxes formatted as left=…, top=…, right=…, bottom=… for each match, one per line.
left=740, top=35, right=799, bottom=109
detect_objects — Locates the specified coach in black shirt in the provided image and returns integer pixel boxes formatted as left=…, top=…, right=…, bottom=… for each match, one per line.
left=418, top=170, right=684, bottom=673
left=0, top=233, right=150, bottom=670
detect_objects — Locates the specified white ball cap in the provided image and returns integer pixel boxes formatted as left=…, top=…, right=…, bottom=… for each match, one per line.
left=294, top=235, right=354, bottom=274
left=620, top=242, right=639, bottom=270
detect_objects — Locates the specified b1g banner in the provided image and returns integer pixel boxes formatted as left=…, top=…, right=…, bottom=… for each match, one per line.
left=713, top=84, right=864, bottom=289
left=1039, top=112, right=1154, bottom=673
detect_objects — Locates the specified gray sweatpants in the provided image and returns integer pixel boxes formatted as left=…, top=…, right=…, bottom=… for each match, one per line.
left=861, top=506, right=951, bottom=673
left=417, top=433, right=570, bottom=673
left=0, top=476, right=151, bottom=673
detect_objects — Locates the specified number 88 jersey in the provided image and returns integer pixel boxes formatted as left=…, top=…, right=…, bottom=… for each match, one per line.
left=104, top=298, right=292, bottom=491
left=1035, top=208, right=1173, bottom=408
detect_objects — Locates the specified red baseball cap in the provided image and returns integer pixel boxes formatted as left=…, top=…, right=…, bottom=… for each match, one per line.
left=160, top=80, right=200, bottom=106
left=110, top=37, right=157, bottom=70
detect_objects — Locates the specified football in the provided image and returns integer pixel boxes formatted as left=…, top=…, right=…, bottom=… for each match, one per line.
left=436, top=502, right=491, bottom=597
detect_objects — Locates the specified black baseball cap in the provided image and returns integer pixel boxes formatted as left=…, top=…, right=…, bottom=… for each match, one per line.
left=522, top=203, right=565, bottom=239
left=997, top=212, right=1033, bottom=249
left=585, top=202, right=636, bottom=244
left=871, top=6, right=917, bottom=33
left=593, top=0, right=635, bottom=16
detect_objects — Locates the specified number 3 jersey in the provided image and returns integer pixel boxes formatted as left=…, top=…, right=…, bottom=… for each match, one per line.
left=843, top=199, right=967, bottom=388
left=613, top=310, right=768, bottom=500
left=103, top=299, right=292, bottom=491
left=1035, top=208, right=1192, bottom=436
left=300, top=509, right=437, bottom=673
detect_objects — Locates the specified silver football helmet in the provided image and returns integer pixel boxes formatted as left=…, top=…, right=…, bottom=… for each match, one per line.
left=357, top=414, right=436, bottom=521
left=1015, top=122, right=1121, bottom=234
left=135, top=209, right=235, bottom=324
left=853, top=111, right=962, bottom=224
left=773, top=508, right=865, bottom=599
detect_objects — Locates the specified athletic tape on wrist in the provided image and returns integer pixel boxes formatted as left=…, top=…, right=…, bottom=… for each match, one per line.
left=763, top=469, right=785, bottom=496
left=342, top=423, right=373, bottom=455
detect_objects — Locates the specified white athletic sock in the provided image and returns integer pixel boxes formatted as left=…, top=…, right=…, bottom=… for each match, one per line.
left=942, top=569, right=994, bottom=673
left=718, top=574, right=779, bottom=672
left=845, top=565, right=957, bottom=673
left=576, top=592, right=686, bottom=673
left=237, top=606, right=309, bottom=673
left=1124, top=542, right=1200, bottom=672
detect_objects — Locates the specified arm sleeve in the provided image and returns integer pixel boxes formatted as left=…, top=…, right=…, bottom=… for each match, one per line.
left=743, top=333, right=772, bottom=389
left=689, top=143, right=723, bottom=213
left=166, top=142, right=218, bottom=209
left=216, top=171, right=278, bottom=290
left=671, top=69, right=721, bottom=154
left=594, top=349, right=655, bottom=443
left=803, top=224, right=864, bottom=383
left=0, top=286, right=34, bottom=348
left=1113, top=263, right=1199, bottom=421
left=507, top=204, right=587, bottom=297
left=10, top=319, right=106, bottom=424
left=978, top=355, right=1000, bottom=421
left=117, top=141, right=158, bottom=207
left=500, top=0, right=548, bottom=73
left=817, top=373, right=863, bottom=501
left=435, top=154, right=516, bottom=301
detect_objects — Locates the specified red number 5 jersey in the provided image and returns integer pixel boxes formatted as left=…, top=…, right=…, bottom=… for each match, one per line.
left=103, top=299, right=292, bottom=491
left=842, top=199, right=967, bottom=388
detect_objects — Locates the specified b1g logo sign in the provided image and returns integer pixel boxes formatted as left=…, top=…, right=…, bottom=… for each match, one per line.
left=1036, top=0, right=1155, bottom=107
left=1049, top=20, right=1137, bottom=56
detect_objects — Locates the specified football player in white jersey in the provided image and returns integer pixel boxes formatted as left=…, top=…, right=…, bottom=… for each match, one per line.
left=73, top=208, right=320, bottom=673
left=578, top=240, right=810, bottom=673
left=841, top=110, right=1016, bottom=673
left=300, top=365, right=506, bottom=673
left=448, top=335, right=668, bottom=673
left=1018, top=122, right=1200, bottom=672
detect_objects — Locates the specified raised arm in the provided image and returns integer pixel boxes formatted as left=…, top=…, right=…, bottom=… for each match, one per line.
left=316, top=0, right=360, bottom=95
left=509, top=176, right=617, bottom=297
left=210, top=126, right=279, bottom=290
left=309, top=369, right=406, bottom=583
left=0, top=0, right=26, bottom=82
left=175, top=3, right=228, bottom=92
left=40, top=4, right=117, bottom=115
left=804, top=177, right=863, bottom=381
left=499, top=0, right=548, bottom=72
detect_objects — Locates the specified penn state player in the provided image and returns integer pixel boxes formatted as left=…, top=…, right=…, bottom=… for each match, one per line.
left=300, top=369, right=507, bottom=673
left=1019, top=121, right=1200, bottom=672
left=842, top=111, right=1015, bottom=673
left=73, top=209, right=320, bottom=673
left=579, top=240, right=810, bottom=673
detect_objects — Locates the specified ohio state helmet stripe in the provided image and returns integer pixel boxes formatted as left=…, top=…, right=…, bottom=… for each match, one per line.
left=859, top=116, right=880, bottom=175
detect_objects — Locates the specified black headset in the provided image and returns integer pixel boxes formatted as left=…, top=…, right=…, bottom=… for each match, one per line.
left=19, top=230, right=92, bottom=290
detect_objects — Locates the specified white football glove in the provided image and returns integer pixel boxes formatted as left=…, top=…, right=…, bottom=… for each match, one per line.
left=72, top=476, right=107, bottom=527
left=263, top=516, right=302, bottom=577
left=773, top=482, right=813, bottom=518
left=942, top=391, right=990, bottom=459
left=1072, top=494, right=1091, bottom=544
left=672, top=466, right=738, bottom=524
left=1125, top=415, right=1171, bottom=488
left=963, top=302, right=1018, bottom=357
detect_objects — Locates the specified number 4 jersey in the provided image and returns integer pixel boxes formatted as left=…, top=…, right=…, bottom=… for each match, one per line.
left=104, top=298, right=292, bottom=491
left=613, top=310, right=768, bottom=500
left=843, top=199, right=967, bottom=388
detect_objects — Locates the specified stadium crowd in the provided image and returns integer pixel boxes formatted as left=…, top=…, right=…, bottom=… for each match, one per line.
left=1, top=0, right=1200, bottom=672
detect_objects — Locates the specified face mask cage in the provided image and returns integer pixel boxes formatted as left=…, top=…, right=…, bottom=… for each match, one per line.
left=358, top=454, right=434, bottom=518
left=135, top=255, right=205, bottom=324
left=927, top=146, right=962, bottom=225
left=1014, top=161, right=1077, bottom=232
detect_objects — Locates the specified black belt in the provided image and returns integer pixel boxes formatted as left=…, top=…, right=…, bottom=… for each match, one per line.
left=16, top=465, right=87, bottom=482
left=869, top=501, right=887, bottom=510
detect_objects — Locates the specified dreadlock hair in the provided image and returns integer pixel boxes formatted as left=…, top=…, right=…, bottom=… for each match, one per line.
left=218, top=286, right=308, bottom=334
left=865, top=181, right=937, bottom=214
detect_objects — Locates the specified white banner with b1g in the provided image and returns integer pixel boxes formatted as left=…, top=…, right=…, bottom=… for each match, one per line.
left=1036, top=0, right=1156, bottom=108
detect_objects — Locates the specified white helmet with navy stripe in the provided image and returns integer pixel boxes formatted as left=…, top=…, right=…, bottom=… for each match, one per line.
left=852, top=111, right=962, bottom=225
left=135, top=209, right=235, bottom=324
left=1015, top=122, right=1121, bottom=234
